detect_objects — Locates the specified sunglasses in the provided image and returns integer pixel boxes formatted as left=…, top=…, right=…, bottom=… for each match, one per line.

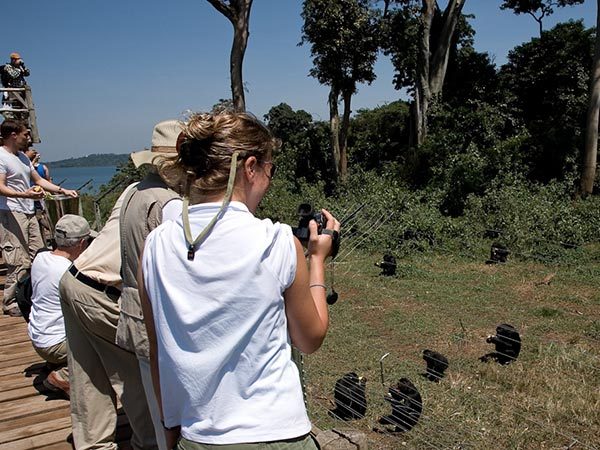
left=261, top=161, right=277, bottom=179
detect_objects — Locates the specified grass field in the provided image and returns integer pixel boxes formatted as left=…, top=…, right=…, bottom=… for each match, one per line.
left=303, top=245, right=600, bottom=449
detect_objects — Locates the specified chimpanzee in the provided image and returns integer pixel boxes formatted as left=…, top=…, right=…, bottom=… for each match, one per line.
left=378, top=378, right=422, bottom=432
left=480, top=323, right=521, bottom=365
left=329, top=372, right=367, bottom=420
left=375, top=253, right=397, bottom=276
left=486, top=243, right=510, bottom=264
left=422, top=349, right=449, bottom=382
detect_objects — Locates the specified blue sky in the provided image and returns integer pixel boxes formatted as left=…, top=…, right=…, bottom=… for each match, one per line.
left=2, top=0, right=596, bottom=161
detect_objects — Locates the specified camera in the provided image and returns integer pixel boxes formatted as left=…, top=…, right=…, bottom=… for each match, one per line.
left=291, top=203, right=339, bottom=258
left=292, top=203, right=326, bottom=242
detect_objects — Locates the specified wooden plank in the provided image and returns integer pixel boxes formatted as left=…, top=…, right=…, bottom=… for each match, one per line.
left=0, top=371, right=44, bottom=391
left=0, top=416, right=70, bottom=445
left=0, top=385, right=38, bottom=402
left=0, top=341, right=35, bottom=357
left=0, top=333, right=32, bottom=346
left=0, top=428, right=71, bottom=450
left=0, top=353, right=40, bottom=370
left=35, top=443, right=72, bottom=450
left=0, top=408, right=70, bottom=442
left=0, top=326, right=29, bottom=338
left=0, top=350, right=37, bottom=364
left=0, top=358, right=45, bottom=376
left=0, top=394, right=69, bottom=422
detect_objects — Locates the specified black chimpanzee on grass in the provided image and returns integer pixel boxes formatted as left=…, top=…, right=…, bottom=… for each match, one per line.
left=329, top=372, right=367, bottom=420
left=421, top=349, right=449, bottom=382
left=375, top=253, right=397, bottom=276
left=378, top=378, right=422, bottom=432
left=479, top=323, right=521, bottom=365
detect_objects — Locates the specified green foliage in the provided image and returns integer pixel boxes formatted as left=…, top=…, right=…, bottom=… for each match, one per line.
left=499, top=20, right=594, bottom=182
left=464, top=178, right=600, bottom=262
left=500, top=0, right=585, bottom=18
left=264, top=103, right=336, bottom=192
left=300, top=0, right=379, bottom=93
left=347, top=100, right=410, bottom=171
left=381, top=1, right=475, bottom=92
left=94, top=158, right=148, bottom=223
left=47, top=153, right=130, bottom=168
left=443, top=46, right=500, bottom=105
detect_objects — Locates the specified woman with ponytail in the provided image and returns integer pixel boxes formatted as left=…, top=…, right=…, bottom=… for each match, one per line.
left=139, top=112, right=340, bottom=449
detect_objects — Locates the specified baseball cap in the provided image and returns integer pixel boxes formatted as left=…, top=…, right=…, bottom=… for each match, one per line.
left=10, top=52, right=21, bottom=60
left=54, top=214, right=98, bottom=240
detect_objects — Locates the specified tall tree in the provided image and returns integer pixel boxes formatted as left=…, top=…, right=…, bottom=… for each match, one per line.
left=499, top=21, right=593, bottom=182
left=382, top=0, right=466, bottom=147
left=580, top=0, right=600, bottom=195
left=500, top=0, right=585, bottom=37
left=301, top=0, right=379, bottom=181
left=207, top=0, right=253, bottom=112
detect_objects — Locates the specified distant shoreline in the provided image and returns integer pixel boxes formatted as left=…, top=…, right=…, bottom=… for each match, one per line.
left=47, top=153, right=130, bottom=168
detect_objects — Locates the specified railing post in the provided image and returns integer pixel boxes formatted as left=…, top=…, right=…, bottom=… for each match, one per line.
left=24, top=86, right=40, bottom=143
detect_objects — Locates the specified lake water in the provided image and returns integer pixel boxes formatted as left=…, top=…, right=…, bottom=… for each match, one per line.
left=48, top=166, right=117, bottom=194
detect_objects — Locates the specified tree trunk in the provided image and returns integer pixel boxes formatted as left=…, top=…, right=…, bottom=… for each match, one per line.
left=579, top=0, right=600, bottom=196
left=412, top=0, right=435, bottom=147
left=329, top=87, right=341, bottom=180
left=412, top=0, right=465, bottom=146
left=230, top=4, right=251, bottom=112
left=339, top=90, right=353, bottom=181
left=429, top=0, right=466, bottom=95
left=207, top=0, right=253, bottom=112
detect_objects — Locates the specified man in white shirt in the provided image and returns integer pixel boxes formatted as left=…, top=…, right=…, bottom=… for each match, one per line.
left=0, top=119, right=77, bottom=316
left=28, top=214, right=96, bottom=396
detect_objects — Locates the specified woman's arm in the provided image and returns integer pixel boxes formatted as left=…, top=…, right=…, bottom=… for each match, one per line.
left=284, top=209, right=340, bottom=354
left=137, top=250, right=181, bottom=448
left=138, top=250, right=181, bottom=447
left=137, top=253, right=162, bottom=413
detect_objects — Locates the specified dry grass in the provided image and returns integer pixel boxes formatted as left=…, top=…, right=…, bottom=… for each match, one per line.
left=304, top=249, right=600, bottom=449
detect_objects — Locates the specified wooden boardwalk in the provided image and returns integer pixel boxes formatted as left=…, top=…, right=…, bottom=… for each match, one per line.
left=0, top=263, right=132, bottom=449
left=0, top=312, right=73, bottom=449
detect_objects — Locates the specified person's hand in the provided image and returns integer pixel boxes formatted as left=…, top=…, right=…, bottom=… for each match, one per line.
left=307, top=208, right=340, bottom=262
left=61, top=188, right=78, bottom=198
left=164, top=426, right=180, bottom=449
left=24, top=186, right=44, bottom=199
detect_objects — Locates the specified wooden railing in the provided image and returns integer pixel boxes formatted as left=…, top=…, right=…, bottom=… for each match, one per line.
left=0, top=86, right=40, bottom=143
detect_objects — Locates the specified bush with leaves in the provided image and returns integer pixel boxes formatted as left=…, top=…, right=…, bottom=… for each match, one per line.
left=464, top=177, right=600, bottom=262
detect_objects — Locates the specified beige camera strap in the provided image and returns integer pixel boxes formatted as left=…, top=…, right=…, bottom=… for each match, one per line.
left=182, top=151, right=240, bottom=261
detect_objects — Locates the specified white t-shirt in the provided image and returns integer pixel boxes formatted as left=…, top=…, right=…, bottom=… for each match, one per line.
left=0, top=147, right=35, bottom=213
left=142, top=201, right=310, bottom=444
left=27, top=252, right=72, bottom=348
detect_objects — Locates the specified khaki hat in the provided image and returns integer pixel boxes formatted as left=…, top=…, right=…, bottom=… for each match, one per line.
left=130, top=119, right=182, bottom=168
left=54, top=214, right=98, bottom=240
left=10, top=52, right=21, bottom=60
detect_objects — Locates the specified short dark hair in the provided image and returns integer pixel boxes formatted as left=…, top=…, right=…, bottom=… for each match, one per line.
left=0, top=120, right=26, bottom=139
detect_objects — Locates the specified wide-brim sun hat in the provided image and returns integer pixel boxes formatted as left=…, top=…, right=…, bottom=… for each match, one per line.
left=130, top=119, right=182, bottom=168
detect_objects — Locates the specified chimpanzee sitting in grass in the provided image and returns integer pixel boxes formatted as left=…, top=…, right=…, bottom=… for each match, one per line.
left=480, top=323, right=521, bottom=365
left=422, top=349, right=449, bottom=382
left=378, top=378, right=422, bottom=432
left=329, top=372, right=367, bottom=420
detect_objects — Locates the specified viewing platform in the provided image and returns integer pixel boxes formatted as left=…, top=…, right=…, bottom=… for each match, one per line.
left=0, top=260, right=132, bottom=449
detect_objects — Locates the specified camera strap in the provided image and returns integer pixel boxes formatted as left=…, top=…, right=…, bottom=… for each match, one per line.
left=182, top=151, right=240, bottom=261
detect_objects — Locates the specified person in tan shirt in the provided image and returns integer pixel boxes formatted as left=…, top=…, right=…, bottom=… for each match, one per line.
left=59, top=183, right=157, bottom=450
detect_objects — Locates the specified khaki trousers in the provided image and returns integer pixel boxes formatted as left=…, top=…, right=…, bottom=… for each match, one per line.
left=33, top=339, right=69, bottom=380
left=0, top=209, right=43, bottom=312
left=59, top=270, right=158, bottom=450
left=177, top=435, right=318, bottom=450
